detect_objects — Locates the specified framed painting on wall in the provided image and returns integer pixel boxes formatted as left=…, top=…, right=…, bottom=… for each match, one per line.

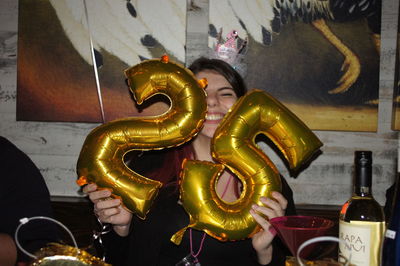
left=17, top=0, right=186, bottom=123
left=209, top=0, right=382, bottom=132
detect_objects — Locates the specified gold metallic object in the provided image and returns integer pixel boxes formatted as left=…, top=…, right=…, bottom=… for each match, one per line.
left=172, top=89, right=322, bottom=244
left=77, top=56, right=207, bottom=219
left=31, top=243, right=110, bottom=266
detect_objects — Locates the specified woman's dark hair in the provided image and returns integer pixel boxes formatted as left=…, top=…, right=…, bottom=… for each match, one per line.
left=137, top=57, right=247, bottom=186
left=188, top=57, right=247, bottom=97
left=131, top=143, right=195, bottom=187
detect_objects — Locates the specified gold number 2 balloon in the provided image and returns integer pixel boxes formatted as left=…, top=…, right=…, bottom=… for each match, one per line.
left=172, top=89, right=322, bottom=243
left=76, top=56, right=207, bottom=219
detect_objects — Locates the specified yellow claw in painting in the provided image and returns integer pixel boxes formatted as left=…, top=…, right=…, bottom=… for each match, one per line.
left=172, top=89, right=322, bottom=243
left=76, top=56, right=207, bottom=219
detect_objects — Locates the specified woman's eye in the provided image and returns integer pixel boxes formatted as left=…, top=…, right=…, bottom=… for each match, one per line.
left=219, top=91, right=235, bottom=97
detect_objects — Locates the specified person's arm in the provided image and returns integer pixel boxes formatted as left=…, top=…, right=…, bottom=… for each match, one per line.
left=0, top=233, right=17, bottom=266
left=254, top=245, right=273, bottom=265
left=250, top=191, right=288, bottom=265
left=250, top=175, right=296, bottom=265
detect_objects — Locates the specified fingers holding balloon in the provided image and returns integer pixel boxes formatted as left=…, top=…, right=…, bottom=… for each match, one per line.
left=249, top=207, right=277, bottom=255
left=94, top=198, right=121, bottom=214
left=82, top=183, right=97, bottom=194
left=251, top=193, right=287, bottom=221
left=250, top=207, right=272, bottom=233
left=271, top=191, right=288, bottom=213
left=259, top=192, right=287, bottom=218
left=82, top=183, right=132, bottom=226
left=93, top=198, right=133, bottom=226
left=94, top=199, right=121, bottom=221
left=87, top=187, right=113, bottom=204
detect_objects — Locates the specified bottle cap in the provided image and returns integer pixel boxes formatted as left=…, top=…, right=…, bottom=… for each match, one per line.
left=354, top=151, right=372, bottom=187
left=355, top=151, right=372, bottom=164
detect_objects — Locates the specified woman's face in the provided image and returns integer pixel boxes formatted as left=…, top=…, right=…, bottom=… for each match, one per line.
left=195, top=70, right=238, bottom=139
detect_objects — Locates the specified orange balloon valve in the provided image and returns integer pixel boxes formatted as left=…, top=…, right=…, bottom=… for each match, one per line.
left=197, top=78, right=208, bottom=89
left=76, top=176, right=88, bottom=187
left=161, top=54, right=169, bottom=63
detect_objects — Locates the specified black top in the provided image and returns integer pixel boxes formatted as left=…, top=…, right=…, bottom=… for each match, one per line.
left=384, top=182, right=396, bottom=222
left=0, top=137, right=60, bottom=262
left=101, top=150, right=296, bottom=266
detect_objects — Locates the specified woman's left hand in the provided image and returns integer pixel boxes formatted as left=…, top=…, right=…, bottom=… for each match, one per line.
left=250, top=191, right=288, bottom=264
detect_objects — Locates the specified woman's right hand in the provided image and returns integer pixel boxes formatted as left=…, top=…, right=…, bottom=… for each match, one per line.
left=83, top=183, right=133, bottom=236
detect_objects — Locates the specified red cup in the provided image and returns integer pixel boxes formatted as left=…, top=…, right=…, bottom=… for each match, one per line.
left=269, top=215, right=334, bottom=258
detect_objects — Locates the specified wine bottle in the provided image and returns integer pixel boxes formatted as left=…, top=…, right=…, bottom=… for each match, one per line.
left=338, top=151, right=385, bottom=266
left=381, top=173, right=400, bottom=266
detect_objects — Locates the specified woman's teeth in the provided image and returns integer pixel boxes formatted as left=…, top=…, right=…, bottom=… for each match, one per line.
left=206, top=114, right=223, bottom=121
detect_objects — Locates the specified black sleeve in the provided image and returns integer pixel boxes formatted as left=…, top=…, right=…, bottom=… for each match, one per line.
left=384, top=183, right=396, bottom=222
left=0, top=137, right=60, bottom=262
left=101, top=229, right=130, bottom=265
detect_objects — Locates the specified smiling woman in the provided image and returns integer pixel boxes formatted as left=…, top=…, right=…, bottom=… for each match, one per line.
left=190, top=59, right=245, bottom=203
left=82, top=57, right=298, bottom=266
left=194, top=71, right=238, bottom=140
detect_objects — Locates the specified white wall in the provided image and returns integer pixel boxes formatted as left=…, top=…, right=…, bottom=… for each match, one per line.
left=0, top=0, right=398, bottom=206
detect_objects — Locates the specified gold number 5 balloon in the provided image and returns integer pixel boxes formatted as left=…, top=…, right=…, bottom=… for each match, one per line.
left=172, top=89, right=322, bottom=243
left=76, top=56, right=207, bottom=219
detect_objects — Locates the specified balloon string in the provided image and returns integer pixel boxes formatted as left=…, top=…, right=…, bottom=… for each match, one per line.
left=92, top=216, right=112, bottom=261
left=83, top=0, right=106, bottom=123
left=189, top=228, right=206, bottom=259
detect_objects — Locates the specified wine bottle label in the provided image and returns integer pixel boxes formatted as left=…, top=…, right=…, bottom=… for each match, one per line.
left=385, top=229, right=396, bottom=239
left=339, top=220, right=385, bottom=266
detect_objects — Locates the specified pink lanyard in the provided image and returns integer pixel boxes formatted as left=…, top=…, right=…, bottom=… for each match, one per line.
left=189, top=228, right=207, bottom=260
